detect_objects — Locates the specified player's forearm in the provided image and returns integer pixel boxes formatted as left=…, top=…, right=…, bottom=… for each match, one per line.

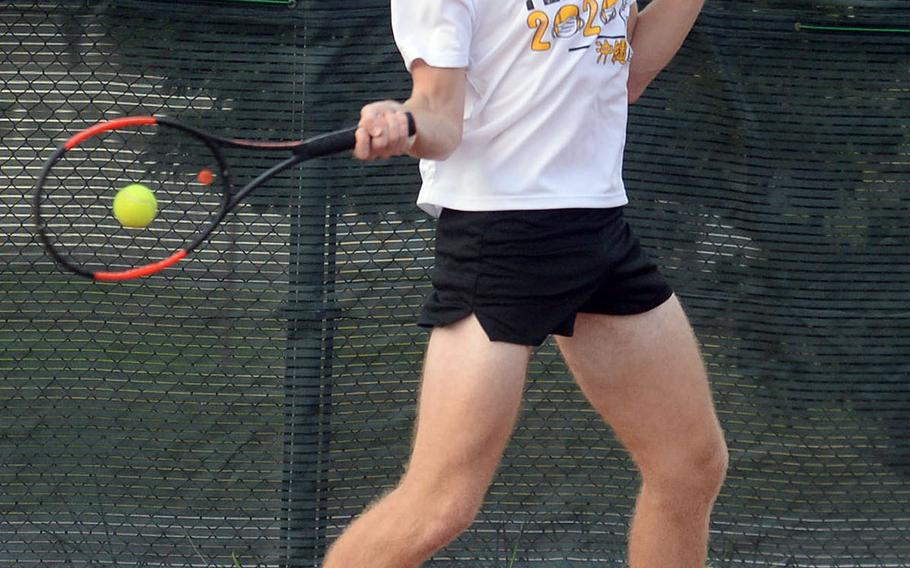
left=628, top=0, right=705, bottom=103
left=403, top=97, right=464, bottom=161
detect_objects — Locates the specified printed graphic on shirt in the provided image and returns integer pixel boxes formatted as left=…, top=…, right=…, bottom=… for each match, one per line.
left=596, top=36, right=629, bottom=65
left=525, top=0, right=633, bottom=65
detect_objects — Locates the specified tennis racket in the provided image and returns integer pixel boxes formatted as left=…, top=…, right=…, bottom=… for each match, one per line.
left=33, top=114, right=416, bottom=282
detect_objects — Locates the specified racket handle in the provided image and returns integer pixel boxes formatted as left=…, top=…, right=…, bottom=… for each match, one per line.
left=297, top=127, right=358, bottom=158
left=294, top=112, right=417, bottom=158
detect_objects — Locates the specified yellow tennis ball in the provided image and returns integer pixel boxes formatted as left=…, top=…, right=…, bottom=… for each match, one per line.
left=113, top=183, right=157, bottom=228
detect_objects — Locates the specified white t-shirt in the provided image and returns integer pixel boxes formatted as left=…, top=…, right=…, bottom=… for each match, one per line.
left=392, top=0, right=636, bottom=217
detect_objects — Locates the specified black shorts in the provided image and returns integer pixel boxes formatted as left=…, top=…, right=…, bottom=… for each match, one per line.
left=418, top=207, right=674, bottom=346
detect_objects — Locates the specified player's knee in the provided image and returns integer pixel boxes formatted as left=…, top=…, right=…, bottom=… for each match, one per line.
left=642, top=433, right=728, bottom=503
left=432, top=492, right=481, bottom=540
left=695, top=437, right=729, bottom=495
left=399, top=478, right=484, bottom=549
left=410, top=492, right=480, bottom=554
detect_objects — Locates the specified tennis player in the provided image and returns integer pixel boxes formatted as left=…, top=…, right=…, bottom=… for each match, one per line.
left=329, top=1, right=727, bottom=566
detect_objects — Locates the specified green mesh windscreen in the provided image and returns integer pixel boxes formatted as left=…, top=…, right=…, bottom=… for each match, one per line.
left=1, top=1, right=908, bottom=566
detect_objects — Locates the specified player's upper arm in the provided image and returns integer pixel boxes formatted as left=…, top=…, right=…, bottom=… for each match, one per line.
left=627, top=3, right=645, bottom=103
left=627, top=2, right=639, bottom=43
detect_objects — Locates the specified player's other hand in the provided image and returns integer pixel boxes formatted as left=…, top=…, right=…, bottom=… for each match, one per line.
left=354, top=101, right=413, bottom=161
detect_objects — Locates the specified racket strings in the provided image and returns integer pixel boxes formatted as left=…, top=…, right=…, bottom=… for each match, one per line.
left=40, top=127, right=225, bottom=274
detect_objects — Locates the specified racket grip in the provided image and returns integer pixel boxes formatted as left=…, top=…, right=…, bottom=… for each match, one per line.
left=294, top=112, right=417, bottom=158
left=297, top=127, right=358, bottom=158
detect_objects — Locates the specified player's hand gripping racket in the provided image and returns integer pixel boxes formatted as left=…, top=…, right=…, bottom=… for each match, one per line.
left=33, top=114, right=416, bottom=281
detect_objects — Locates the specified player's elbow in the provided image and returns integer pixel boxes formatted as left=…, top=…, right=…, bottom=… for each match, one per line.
left=411, top=116, right=463, bottom=161
left=627, top=71, right=654, bottom=104
left=435, top=122, right=464, bottom=161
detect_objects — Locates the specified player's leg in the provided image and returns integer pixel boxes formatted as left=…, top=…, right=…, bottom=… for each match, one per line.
left=556, top=295, right=728, bottom=568
left=323, top=314, right=531, bottom=568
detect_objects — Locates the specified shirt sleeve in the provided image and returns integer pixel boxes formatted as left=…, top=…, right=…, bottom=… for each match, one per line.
left=391, top=0, right=474, bottom=72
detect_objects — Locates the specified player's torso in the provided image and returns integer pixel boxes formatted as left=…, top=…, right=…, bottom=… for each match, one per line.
left=415, top=0, right=637, bottom=216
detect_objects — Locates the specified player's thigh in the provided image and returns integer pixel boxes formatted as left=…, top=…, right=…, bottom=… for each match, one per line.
left=404, top=314, right=531, bottom=498
left=556, top=295, right=726, bottom=479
